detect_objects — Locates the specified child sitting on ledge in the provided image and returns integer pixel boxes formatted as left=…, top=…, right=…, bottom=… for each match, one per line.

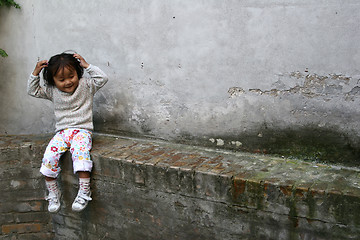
left=27, top=51, right=108, bottom=213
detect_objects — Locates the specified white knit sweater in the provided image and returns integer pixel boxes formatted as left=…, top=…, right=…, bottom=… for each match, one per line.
left=27, top=64, right=108, bottom=132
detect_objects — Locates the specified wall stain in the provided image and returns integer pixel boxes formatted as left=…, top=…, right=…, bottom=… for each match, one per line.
left=198, top=126, right=360, bottom=167
left=229, top=72, right=357, bottom=101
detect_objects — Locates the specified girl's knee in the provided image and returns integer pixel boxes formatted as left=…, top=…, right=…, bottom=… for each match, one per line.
left=73, top=160, right=93, bottom=174
left=40, top=164, right=60, bottom=178
left=71, top=147, right=92, bottom=173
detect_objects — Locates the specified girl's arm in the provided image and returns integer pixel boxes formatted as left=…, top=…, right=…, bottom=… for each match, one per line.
left=85, top=64, right=109, bottom=92
left=27, top=60, right=52, bottom=100
left=74, top=53, right=108, bottom=92
left=32, top=60, right=48, bottom=76
left=73, top=53, right=89, bottom=69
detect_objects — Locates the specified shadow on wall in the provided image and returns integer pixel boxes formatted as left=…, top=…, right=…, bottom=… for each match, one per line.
left=94, top=121, right=360, bottom=167
left=91, top=70, right=360, bottom=167
left=200, top=126, right=360, bottom=167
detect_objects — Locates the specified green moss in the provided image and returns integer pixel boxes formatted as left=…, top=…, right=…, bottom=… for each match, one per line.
left=305, top=192, right=316, bottom=219
left=286, top=188, right=300, bottom=240
left=287, top=191, right=298, bottom=220
left=246, top=181, right=266, bottom=211
left=328, top=193, right=347, bottom=224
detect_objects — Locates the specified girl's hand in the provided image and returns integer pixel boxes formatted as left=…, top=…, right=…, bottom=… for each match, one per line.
left=73, top=53, right=89, bottom=69
left=32, top=60, right=48, bottom=76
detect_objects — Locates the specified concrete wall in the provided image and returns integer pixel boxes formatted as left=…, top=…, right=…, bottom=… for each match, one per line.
left=1, top=0, right=360, bottom=163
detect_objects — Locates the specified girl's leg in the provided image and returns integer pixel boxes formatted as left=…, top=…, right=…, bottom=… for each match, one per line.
left=77, top=171, right=91, bottom=204
left=70, top=129, right=93, bottom=174
left=69, top=130, right=93, bottom=212
left=45, top=176, right=56, bottom=181
left=44, top=178, right=61, bottom=212
left=41, top=132, right=68, bottom=213
left=78, top=171, right=90, bottom=178
left=41, top=132, right=68, bottom=178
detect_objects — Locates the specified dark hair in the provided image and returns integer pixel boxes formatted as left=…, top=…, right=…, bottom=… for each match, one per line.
left=43, top=53, right=84, bottom=86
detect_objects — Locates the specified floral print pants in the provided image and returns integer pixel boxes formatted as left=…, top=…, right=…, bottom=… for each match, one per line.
left=40, top=128, right=93, bottom=178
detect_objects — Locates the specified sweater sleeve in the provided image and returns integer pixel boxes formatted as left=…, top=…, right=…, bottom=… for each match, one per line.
left=27, top=74, right=53, bottom=100
left=85, top=64, right=109, bottom=93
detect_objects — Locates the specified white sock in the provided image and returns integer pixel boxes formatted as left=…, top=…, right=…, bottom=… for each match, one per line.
left=45, top=180, right=59, bottom=195
left=79, top=178, right=91, bottom=194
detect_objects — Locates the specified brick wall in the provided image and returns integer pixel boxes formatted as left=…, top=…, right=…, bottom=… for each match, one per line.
left=0, top=136, right=53, bottom=239
left=1, top=134, right=360, bottom=240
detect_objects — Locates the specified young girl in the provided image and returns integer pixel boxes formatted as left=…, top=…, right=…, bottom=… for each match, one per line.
left=27, top=52, right=108, bottom=212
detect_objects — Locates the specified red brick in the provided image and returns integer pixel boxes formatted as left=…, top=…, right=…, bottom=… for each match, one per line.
left=2, top=223, right=42, bottom=234
left=232, top=177, right=246, bottom=199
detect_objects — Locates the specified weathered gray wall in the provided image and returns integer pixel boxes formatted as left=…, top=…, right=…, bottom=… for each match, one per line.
left=1, top=0, right=360, bottom=162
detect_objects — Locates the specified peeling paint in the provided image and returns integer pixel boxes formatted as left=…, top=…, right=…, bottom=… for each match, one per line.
left=231, top=141, right=242, bottom=147
left=228, top=87, right=245, bottom=98
left=345, top=86, right=360, bottom=101
left=229, top=72, right=357, bottom=100
left=209, top=138, right=243, bottom=148
left=216, top=139, right=225, bottom=146
left=11, top=180, right=20, bottom=188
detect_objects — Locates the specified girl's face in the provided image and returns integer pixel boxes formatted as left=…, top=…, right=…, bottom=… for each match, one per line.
left=53, top=67, right=79, bottom=93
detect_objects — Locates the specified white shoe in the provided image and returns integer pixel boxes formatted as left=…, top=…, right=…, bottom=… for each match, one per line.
left=45, top=191, right=61, bottom=213
left=72, top=190, right=92, bottom=212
